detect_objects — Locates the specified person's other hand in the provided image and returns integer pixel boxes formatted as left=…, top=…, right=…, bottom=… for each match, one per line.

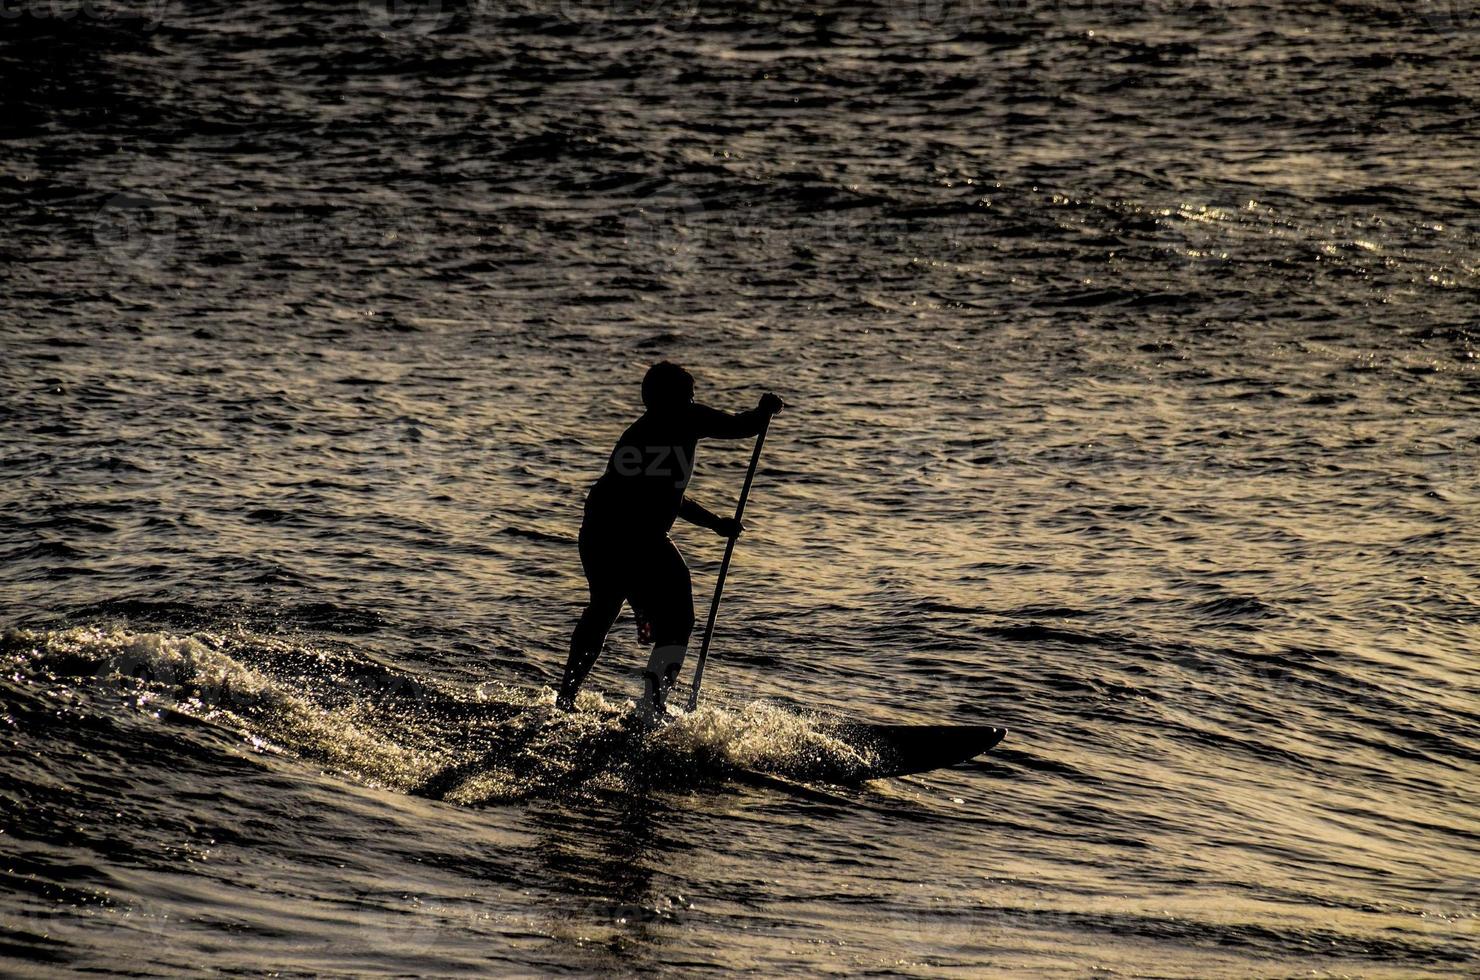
left=714, top=517, right=745, bottom=539
left=759, top=392, right=785, bottom=415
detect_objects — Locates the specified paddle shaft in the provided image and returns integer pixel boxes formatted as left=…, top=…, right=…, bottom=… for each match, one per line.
left=687, top=419, right=770, bottom=711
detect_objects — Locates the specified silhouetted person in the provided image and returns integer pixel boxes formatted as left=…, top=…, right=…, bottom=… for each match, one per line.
left=558, top=362, right=784, bottom=716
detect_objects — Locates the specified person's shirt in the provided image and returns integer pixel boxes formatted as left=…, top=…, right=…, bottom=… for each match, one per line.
left=584, top=402, right=768, bottom=536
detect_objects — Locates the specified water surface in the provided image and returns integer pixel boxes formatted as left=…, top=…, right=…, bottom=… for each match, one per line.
left=2, top=0, right=1477, bottom=975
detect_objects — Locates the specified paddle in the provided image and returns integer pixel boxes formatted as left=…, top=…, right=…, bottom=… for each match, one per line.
left=686, top=417, right=770, bottom=711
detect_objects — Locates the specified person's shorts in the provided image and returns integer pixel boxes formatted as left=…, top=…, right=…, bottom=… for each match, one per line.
left=579, top=523, right=695, bottom=646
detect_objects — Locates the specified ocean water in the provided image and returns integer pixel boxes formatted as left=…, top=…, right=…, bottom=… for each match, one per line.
left=2, top=0, right=1477, bottom=975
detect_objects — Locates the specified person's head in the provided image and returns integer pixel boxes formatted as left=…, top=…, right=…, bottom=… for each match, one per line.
left=642, top=360, right=695, bottom=411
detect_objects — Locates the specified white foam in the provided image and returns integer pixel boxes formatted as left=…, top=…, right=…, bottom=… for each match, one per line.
left=4, top=626, right=440, bottom=792
left=657, top=698, right=876, bottom=777
left=5, top=627, right=876, bottom=802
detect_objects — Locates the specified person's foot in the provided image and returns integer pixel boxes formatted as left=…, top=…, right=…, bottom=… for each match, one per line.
left=555, top=691, right=576, bottom=712
left=634, top=677, right=657, bottom=721
left=632, top=699, right=675, bottom=733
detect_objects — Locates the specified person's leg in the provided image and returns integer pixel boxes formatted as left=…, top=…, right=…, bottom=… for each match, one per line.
left=559, top=590, right=622, bottom=709
left=559, top=527, right=625, bottom=710
left=633, top=537, right=695, bottom=717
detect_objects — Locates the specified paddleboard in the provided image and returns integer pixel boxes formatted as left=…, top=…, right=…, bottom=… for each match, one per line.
left=412, top=711, right=1008, bottom=800
left=836, top=723, right=1008, bottom=781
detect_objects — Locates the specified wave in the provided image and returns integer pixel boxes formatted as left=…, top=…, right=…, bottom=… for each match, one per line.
left=2, top=626, right=437, bottom=793
left=0, top=626, right=878, bottom=806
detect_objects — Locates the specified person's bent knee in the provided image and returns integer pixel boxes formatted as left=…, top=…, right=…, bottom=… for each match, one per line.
left=644, top=642, right=687, bottom=675
left=648, top=601, right=694, bottom=649
left=651, top=623, right=692, bottom=649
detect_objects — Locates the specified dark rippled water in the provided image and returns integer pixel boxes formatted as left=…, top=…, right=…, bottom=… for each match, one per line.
left=3, top=1, right=1478, bottom=975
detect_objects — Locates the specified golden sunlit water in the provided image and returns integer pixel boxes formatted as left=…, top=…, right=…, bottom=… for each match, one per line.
left=3, top=0, right=1477, bottom=976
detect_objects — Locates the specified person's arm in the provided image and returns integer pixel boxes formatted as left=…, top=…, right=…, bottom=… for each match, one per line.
left=678, top=496, right=742, bottom=537
left=689, top=393, right=785, bottom=439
